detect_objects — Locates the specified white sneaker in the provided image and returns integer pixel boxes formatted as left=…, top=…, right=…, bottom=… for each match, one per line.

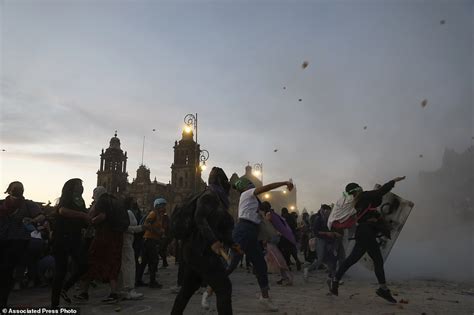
left=125, top=289, right=144, bottom=300
left=259, top=296, right=278, bottom=312
left=303, top=267, right=309, bottom=279
left=201, top=291, right=211, bottom=310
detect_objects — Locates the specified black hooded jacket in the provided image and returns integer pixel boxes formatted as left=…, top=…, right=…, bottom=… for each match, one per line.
left=184, top=167, right=234, bottom=263
left=194, top=190, right=234, bottom=247
left=355, top=180, right=395, bottom=224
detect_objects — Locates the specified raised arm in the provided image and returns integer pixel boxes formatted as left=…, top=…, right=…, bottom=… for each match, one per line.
left=22, top=200, right=45, bottom=224
left=364, top=176, right=405, bottom=199
left=254, top=181, right=293, bottom=196
left=59, top=207, right=89, bottom=222
left=128, top=224, right=144, bottom=233
left=127, top=211, right=144, bottom=234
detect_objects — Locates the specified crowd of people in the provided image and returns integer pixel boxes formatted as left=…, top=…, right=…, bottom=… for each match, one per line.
left=0, top=170, right=406, bottom=314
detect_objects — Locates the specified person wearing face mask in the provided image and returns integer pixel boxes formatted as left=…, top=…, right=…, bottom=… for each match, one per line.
left=328, top=176, right=406, bottom=304
left=303, top=204, right=341, bottom=281
left=0, top=181, right=45, bottom=307
left=171, top=167, right=235, bottom=315
left=49, top=178, right=90, bottom=308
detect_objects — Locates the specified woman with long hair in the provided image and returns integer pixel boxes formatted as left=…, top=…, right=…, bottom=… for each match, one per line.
left=50, top=178, right=90, bottom=307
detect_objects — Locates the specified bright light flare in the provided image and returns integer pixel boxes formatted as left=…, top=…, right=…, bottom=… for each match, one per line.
left=184, top=125, right=193, bottom=133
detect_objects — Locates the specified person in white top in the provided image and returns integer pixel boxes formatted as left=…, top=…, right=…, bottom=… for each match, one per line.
left=232, top=177, right=294, bottom=312
left=118, top=197, right=145, bottom=300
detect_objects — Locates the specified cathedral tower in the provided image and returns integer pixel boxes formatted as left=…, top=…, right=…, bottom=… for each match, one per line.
left=97, top=132, right=128, bottom=196
left=171, top=129, right=203, bottom=195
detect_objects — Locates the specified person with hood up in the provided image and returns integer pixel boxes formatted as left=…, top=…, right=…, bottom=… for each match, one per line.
left=171, top=167, right=235, bottom=315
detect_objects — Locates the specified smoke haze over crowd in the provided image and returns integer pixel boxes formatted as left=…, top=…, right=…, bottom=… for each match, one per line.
left=1, top=0, right=472, bottom=281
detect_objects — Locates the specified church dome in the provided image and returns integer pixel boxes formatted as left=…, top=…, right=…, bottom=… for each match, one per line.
left=109, top=131, right=121, bottom=150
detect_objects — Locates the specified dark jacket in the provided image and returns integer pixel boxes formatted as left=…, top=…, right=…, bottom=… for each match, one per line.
left=283, top=213, right=298, bottom=234
left=355, top=180, right=395, bottom=224
left=312, top=213, right=333, bottom=241
left=354, top=180, right=395, bottom=239
left=194, top=189, right=234, bottom=247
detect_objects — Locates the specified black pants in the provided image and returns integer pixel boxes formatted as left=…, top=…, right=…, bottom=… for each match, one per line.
left=335, top=225, right=385, bottom=284
left=159, top=238, right=169, bottom=267
left=14, top=238, right=44, bottom=285
left=51, top=240, right=88, bottom=307
left=0, top=239, right=28, bottom=308
left=137, top=239, right=159, bottom=283
left=300, top=233, right=309, bottom=261
left=133, top=236, right=144, bottom=283
left=279, top=237, right=301, bottom=267
left=171, top=253, right=232, bottom=315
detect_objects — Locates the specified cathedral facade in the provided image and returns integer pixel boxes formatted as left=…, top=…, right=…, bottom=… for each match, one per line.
left=96, top=130, right=205, bottom=215
left=96, top=131, right=298, bottom=218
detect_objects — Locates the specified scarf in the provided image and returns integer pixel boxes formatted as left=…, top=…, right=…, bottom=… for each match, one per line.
left=327, top=193, right=357, bottom=230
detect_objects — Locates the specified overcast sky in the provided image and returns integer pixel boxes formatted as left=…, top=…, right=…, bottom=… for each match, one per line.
left=1, top=0, right=472, bottom=209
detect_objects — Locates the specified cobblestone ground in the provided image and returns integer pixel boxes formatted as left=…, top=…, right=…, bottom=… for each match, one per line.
left=7, top=263, right=474, bottom=314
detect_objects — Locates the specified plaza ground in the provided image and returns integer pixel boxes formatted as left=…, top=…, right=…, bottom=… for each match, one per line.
left=7, top=264, right=474, bottom=314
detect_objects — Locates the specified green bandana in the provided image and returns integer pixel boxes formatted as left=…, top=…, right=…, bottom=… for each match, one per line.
left=234, top=177, right=255, bottom=192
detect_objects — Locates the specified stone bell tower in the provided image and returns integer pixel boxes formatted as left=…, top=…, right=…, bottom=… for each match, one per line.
left=97, top=132, right=128, bottom=196
left=170, top=129, right=202, bottom=196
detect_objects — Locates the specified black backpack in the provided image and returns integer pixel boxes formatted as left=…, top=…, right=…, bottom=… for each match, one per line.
left=103, top=194, right=130, bottom=233
left=170, top=191, right=206, bottom=240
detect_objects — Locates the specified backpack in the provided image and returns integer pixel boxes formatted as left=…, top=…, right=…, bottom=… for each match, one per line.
left=103, top=194, right=130, bottom=232
left=170, top=191, right=206, bottom=240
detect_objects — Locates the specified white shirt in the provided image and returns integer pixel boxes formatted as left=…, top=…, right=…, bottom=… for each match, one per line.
left=30, top=230, right=42, bottom=239
left=123, top=210, right=143, bottom=247
left=238, top=188, right=261, bottom=224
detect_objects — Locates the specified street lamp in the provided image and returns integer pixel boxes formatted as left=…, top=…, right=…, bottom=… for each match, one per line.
left=199, top=149, right=209, bottom=171
left=253, top=163, right=263, bottom=183
left=184, top=113, right=198, bottom=142
left=183, top=113, right=210, bottom=190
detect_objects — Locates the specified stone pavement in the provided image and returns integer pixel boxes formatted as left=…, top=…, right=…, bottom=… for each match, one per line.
left=7, top=264, right=474, bottom=314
